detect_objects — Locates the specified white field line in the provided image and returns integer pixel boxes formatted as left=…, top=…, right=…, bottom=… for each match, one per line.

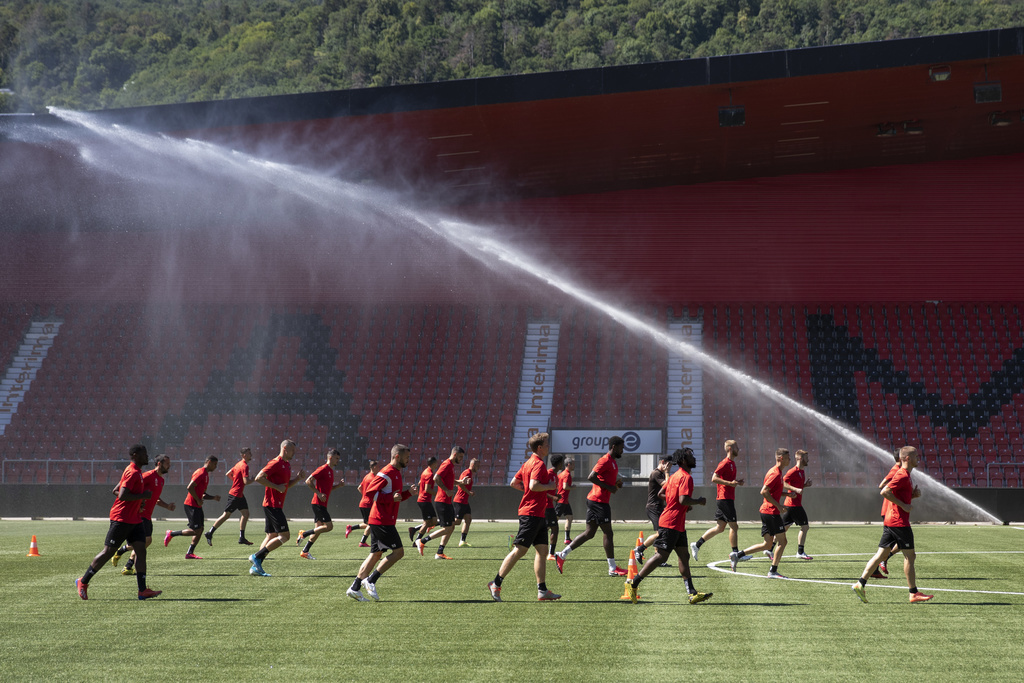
left=707, top=552, right=1024, bottom=596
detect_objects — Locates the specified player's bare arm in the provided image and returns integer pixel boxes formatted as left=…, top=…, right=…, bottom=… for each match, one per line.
left=881, top=485, right=911, bottom=511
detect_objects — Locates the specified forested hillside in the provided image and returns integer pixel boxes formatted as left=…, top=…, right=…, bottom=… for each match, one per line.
left=2, top=0, right=1023, bottom=112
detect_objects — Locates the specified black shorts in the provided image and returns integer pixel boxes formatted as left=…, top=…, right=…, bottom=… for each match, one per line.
left=434, top=501, right=455, bottom=527
left=879, top=525, right=915, bottom=551
left=224, top=495, right=249, bottom=513
left=554, top=503, right=573, bottom=517
left=653, top=527, right=689, bottom=553
left=585, top=500, right=612, bottom=526
left=359, top=506, right=371, bottom=524
left=140, top=518, right=154, bottom=538
left=646, top=506, right=664, bottom=531
left=104, top=521, right=145, bottom=548
left=546, top=508, right=558, bottom=528
left=760, top=512, right=787, bottom=538
left=453, top=502, right=471, bottom=520
left=369, top=524, right=403, bottom=553
left=312, top=504, right=332, bottom=525
left=714, top=499, right=738, bottom=523
left=184, top=504, right=205, bottom=531
left=418, top=501, right=438, bottom=521
left=513, top=515, right=549, bottom=548
left=263, top=506, right=289, bottom=534
left=782, top=505, right=809, bottom=528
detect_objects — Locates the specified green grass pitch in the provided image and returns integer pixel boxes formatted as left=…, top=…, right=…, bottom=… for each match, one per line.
left=1, top=520, right=1021, bottom=681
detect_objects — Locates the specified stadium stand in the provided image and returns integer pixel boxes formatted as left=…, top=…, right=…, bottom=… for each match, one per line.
left=2, top=300, right=1023, bottom=488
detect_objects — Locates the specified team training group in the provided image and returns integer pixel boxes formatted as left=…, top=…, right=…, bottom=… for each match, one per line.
left=74, top=434, right=932, bottom=604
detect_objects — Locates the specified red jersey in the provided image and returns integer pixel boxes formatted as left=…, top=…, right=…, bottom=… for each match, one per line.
left=416, top=467, right=435, bottom=502
left=139, top=469, right=165, bottom=520
left=260, top=456, right=291, bottom=508
left=309, top=463, right=335, bottom=506
left=783, top=466, right=805, bottom=507
left=358, top=471, right=376, bottom=508
left=453, top=467, right=473, bottom=504
left=881, top=463, right=902, bottom=517
left=110, top=462, right=144, bottom=524
left=657, top=468, right=694, bottom=532
left=434, top=459, right=456, bottom=504
left=226, top=460, right=249, bottom=497
left=883, top=468, right=913, bottom=527
left=758, top=465, right=784, bottom=515
left=517, top=454, right=551, bottom=517
left=714, top=458, right=737, bottom=500
left=587, top=453, right=619, bottom=504
left=556, top=469, right=572, bottom=505
left=184, top=466, right=209, bottom=507
left=545, top=467, right=557, bottom=509
left=367, top=464, right=411, bottom=525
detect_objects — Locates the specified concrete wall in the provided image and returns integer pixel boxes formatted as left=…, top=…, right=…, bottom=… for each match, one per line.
left=1, top=484, right=1019, bottom=524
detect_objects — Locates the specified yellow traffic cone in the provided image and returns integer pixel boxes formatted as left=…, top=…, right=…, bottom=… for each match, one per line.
left=618, top=549, right=640, bottom=600
left=26, top=535, right=41, bottom=557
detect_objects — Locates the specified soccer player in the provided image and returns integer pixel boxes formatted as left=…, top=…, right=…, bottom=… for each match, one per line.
left=555, top=458, right=574, bottom=545
left=346, top=459, right=380, bottom=547
left=625, top=447, right=711, bottom=604
left=852, top=446, right=933, bottom=604
left=691, top=439, right=745, bottom=565
left=164, top=455, right=220, bottom=559
left=781, top=449, right=813, bottom=560
left=75, top=444, right=161, bottom=601
left=249, top=439, right=305, bottom=577
left=408, top=456, right=438, bottom=543
left=414, top=446, right=466, bottom=559
left=731, top=448, right=794, bottom=578
left=205, top=447, right=255, bottom=546
left=635, top=453, right=675, bottom=566
left=296, top=448, right=346, bottom=559
left=113, top=454, right=176, bottom=575
left=875, top=451, right=904, bottom=577
left=488, top=432, right=561, bottom=602
left=546, top=454, right=567, bottom=558
left=347, top=444, right=418, bottom=601
left=555, top=435, right=626, bottom=576
left=454, top=457, right=479, bottom=547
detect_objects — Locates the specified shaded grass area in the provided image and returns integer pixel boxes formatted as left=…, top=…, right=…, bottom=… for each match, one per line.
left=0, top=521, right=1021, bottom=681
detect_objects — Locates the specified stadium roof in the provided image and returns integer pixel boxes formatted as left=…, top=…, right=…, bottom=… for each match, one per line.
left=53, top=26, right=1023, bottom=202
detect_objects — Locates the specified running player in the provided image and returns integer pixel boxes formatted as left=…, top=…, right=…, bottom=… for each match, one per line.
left=249, top=440, right=305, bottom=577
left=296, top=448, right=346, bottom=559
left=625, top=447, right=711, bottom=604
left=731, top=448, right=794, bottom=578
left=635, top=453, right=674, bottom=566
left=555, top=435, right=627, bottom=577
left=414, top=446, right=466, bottom=559
left=454, top=457, right=479, bottom=547
left=113, top=454, right=176, bottom=575
left=164, top=456, right=220, bottom=559
left=409, top=457, right=438, bottom=543
left=75, top=444, right=161, bottom=601
left=781, top=449, right=813, bottom=560
left=546, top=454, right=567, bottom=558
left=346, top=459, right=380, bottom=547
left=555, top=458, right=574, bottom=545
left=347, top=444, right=418, bottom=601
left=488, top=432, right=561, bottom=602
left=852, top=446, right=933, bottom=604
left=205, top=447, right=255, bottom=546
left=875, top=450, right=904, bottom=577
left=691, top=439, right=745, bottom=564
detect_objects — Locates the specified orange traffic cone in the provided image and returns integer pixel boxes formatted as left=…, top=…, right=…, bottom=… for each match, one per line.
left=619, top=549, right=640, bottom=600
left=26, top=535, right=41, bottom=557
left=635, top=531, right=644, bottom=552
